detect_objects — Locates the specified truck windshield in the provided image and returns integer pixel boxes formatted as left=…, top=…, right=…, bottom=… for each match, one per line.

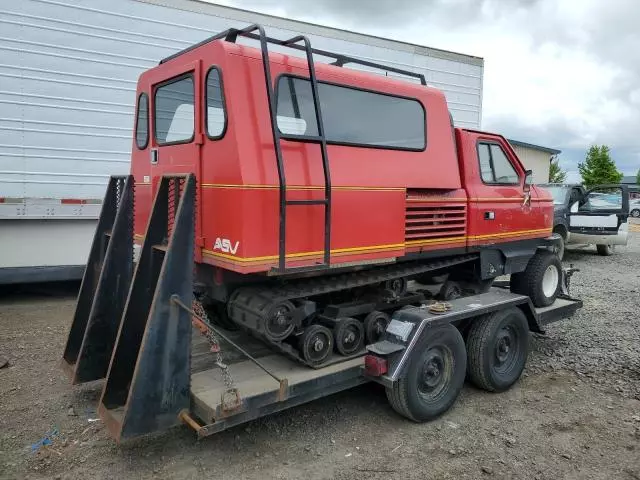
left=541, top=186, right=569, bottom=205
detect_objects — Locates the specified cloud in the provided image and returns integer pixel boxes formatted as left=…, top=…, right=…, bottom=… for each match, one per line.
left=220, top=0, right=640, bottom=174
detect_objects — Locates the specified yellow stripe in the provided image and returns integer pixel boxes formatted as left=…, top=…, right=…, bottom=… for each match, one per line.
left=138, top=228, right=551, bottom=264
left=405, top=236, right=466, bottom=246
left=202, top=242, right=405, bottom=263
left=407, top=198, right=467, bottom=203
left=468, top=228, right=551, bottom=240
left=201, top=184, right=403, bottom=192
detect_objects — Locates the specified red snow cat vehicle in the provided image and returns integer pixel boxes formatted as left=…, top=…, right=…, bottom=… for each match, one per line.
left=62, top=25, right=581, bottom=443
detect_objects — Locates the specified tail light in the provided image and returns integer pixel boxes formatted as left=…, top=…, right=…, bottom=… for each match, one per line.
left=364, top=355, right=388, bottom=376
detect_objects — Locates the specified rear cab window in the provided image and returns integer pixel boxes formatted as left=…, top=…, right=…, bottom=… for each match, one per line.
left=154, top=75, right=195, bottom=145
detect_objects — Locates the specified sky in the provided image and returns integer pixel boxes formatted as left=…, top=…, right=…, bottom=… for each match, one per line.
left=214, top=0, right=639, bottom=181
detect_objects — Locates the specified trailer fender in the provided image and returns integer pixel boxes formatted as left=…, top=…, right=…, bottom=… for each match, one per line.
left=364, top=307, right=467, bottom=387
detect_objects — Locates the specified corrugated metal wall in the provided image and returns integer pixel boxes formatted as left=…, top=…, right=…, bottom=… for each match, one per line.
left=0, top=0, right=484, bottom=200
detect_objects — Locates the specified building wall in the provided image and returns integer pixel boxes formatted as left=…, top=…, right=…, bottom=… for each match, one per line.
left=511, top=145, right=552, bottom=184
left=0, top=0, right=484, bottom=201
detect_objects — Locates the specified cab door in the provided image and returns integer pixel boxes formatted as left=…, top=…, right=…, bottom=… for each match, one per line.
left=465, top=134, right=547, bottom=249
left=149, top=61, right=203, bottom=180
left=568, top=185, right=629, bottom=245
left=148, top=60, right=204, bottom=257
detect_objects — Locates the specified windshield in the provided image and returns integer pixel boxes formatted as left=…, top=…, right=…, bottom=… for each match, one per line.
left=541, top=186, right=569, bottom=205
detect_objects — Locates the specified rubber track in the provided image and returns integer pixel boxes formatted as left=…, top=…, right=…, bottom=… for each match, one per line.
left=228, top=254, right=478, bottom=368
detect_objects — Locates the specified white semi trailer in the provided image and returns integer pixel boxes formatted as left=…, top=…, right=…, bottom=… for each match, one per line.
left=0, top=0, right=483, bottom=283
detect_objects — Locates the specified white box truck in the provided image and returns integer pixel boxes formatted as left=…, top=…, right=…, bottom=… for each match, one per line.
left=0, top=0, right=483, bottom=283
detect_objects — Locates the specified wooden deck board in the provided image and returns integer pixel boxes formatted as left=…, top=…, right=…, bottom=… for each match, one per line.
left=191, top=355, right=363, bottom=412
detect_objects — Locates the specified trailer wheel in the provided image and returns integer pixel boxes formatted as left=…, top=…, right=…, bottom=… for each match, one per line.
left=510, top=251, right=561, bottom=307
left=333, top=317, right=364, bottom=356
left=299, top=325, right=333, bottom=366
left=386, top=323, right=466, bottom=422
left=466, top=308, right=529, bottom=392
left=364, top=311, right=390, bottom=344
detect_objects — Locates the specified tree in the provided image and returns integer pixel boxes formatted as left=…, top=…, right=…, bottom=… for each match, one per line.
left=578, top=145, right=623, bottom=187
left=549, top=157, right=567, bottom=183
left=636, top=168, right=640, bottom=185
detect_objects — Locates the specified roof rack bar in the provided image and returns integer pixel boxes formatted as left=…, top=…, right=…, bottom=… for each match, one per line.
left=159, top=27, right=427, bottom=85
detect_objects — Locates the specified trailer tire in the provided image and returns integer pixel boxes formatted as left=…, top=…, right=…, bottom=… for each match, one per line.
left=510, top=251, right=561, bottom=307
left=386, top=323, right=466, bottom=422
left=466, top=308, right=529, bottom=392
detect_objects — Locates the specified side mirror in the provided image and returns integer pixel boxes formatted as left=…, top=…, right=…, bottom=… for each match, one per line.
left=524, top=170, right=533, bottom=192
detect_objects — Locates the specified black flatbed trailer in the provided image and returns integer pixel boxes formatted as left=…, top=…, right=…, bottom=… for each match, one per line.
left=185, top=288, right=581, bottom=438
left=61, top=175, right=583, bottom=443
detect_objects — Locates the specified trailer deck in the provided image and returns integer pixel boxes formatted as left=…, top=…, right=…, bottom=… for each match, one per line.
left=186, top=288, right=582, bottom=438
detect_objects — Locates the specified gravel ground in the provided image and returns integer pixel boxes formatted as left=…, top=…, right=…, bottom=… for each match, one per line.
left=1, top=226, right=639, bottom=480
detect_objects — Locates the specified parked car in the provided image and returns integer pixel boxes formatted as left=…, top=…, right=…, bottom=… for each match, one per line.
left=630, top=199, right=640, bottom=218
left=538, top=183, right=630, bottom=258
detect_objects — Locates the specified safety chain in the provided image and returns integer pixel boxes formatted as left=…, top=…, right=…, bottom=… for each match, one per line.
left=192, top=300, right=236, bottom=391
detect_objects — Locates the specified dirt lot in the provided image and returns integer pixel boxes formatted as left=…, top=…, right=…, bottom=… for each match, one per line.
left=1, top=229, right=640, bottom=480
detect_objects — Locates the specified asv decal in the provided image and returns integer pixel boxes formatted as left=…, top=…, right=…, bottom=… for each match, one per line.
left=213, top=237, right=239, bottom=255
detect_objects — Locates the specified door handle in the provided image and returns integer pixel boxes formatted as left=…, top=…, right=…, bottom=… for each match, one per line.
left=150, top=148, right=158, bottom=164
left=522, top=192, right=531, bottom=207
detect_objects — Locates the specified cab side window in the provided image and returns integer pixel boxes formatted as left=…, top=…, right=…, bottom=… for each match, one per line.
left=205, top=67, right=226, bottom=139
left=477, top=143, right=519, bottom=184
left=135, top=93, right=149, bottom=149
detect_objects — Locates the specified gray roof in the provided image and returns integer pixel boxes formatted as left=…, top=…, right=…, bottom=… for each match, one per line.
left=508, top=139, right=561, bottom=155
left=622, top=175, right=638, bottom=184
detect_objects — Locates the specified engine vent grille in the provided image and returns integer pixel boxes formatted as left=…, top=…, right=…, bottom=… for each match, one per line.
left=405, top=194, right=467, bottom=242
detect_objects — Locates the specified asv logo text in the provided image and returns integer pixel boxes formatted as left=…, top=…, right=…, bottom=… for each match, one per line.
left=213, top=237, right=239, bottom=254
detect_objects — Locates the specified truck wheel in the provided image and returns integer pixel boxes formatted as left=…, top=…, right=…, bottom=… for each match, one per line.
left=510, top=251, right=561, bottom=307
left=596, top=244, right=614, bottom=256
left=333, top=317, right=364, bottom=356
left=364, top=311, right=389, bottom=344
left=466, top=308, right=529, bottom=392
left=386, top=323, right=466, bottom=422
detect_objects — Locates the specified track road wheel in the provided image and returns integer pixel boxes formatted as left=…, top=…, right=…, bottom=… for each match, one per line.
left=364, top=311, right=390, bottom=344
left=466, top=308, right=529, bottom=392
left=264, top=300, right=296, bottom=342
left=439, top=280, right=463, bottom=301
left=333, top=317, right=364, bottom=356
left=596, top=244, right=614, bottom=256
left=386, top=323, right=466, bottom=422
left=510, top=251, right=561, bottom=307
left=385, top=278, right=408, bottom=296
left=299, top=325, right=333, bottom=366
